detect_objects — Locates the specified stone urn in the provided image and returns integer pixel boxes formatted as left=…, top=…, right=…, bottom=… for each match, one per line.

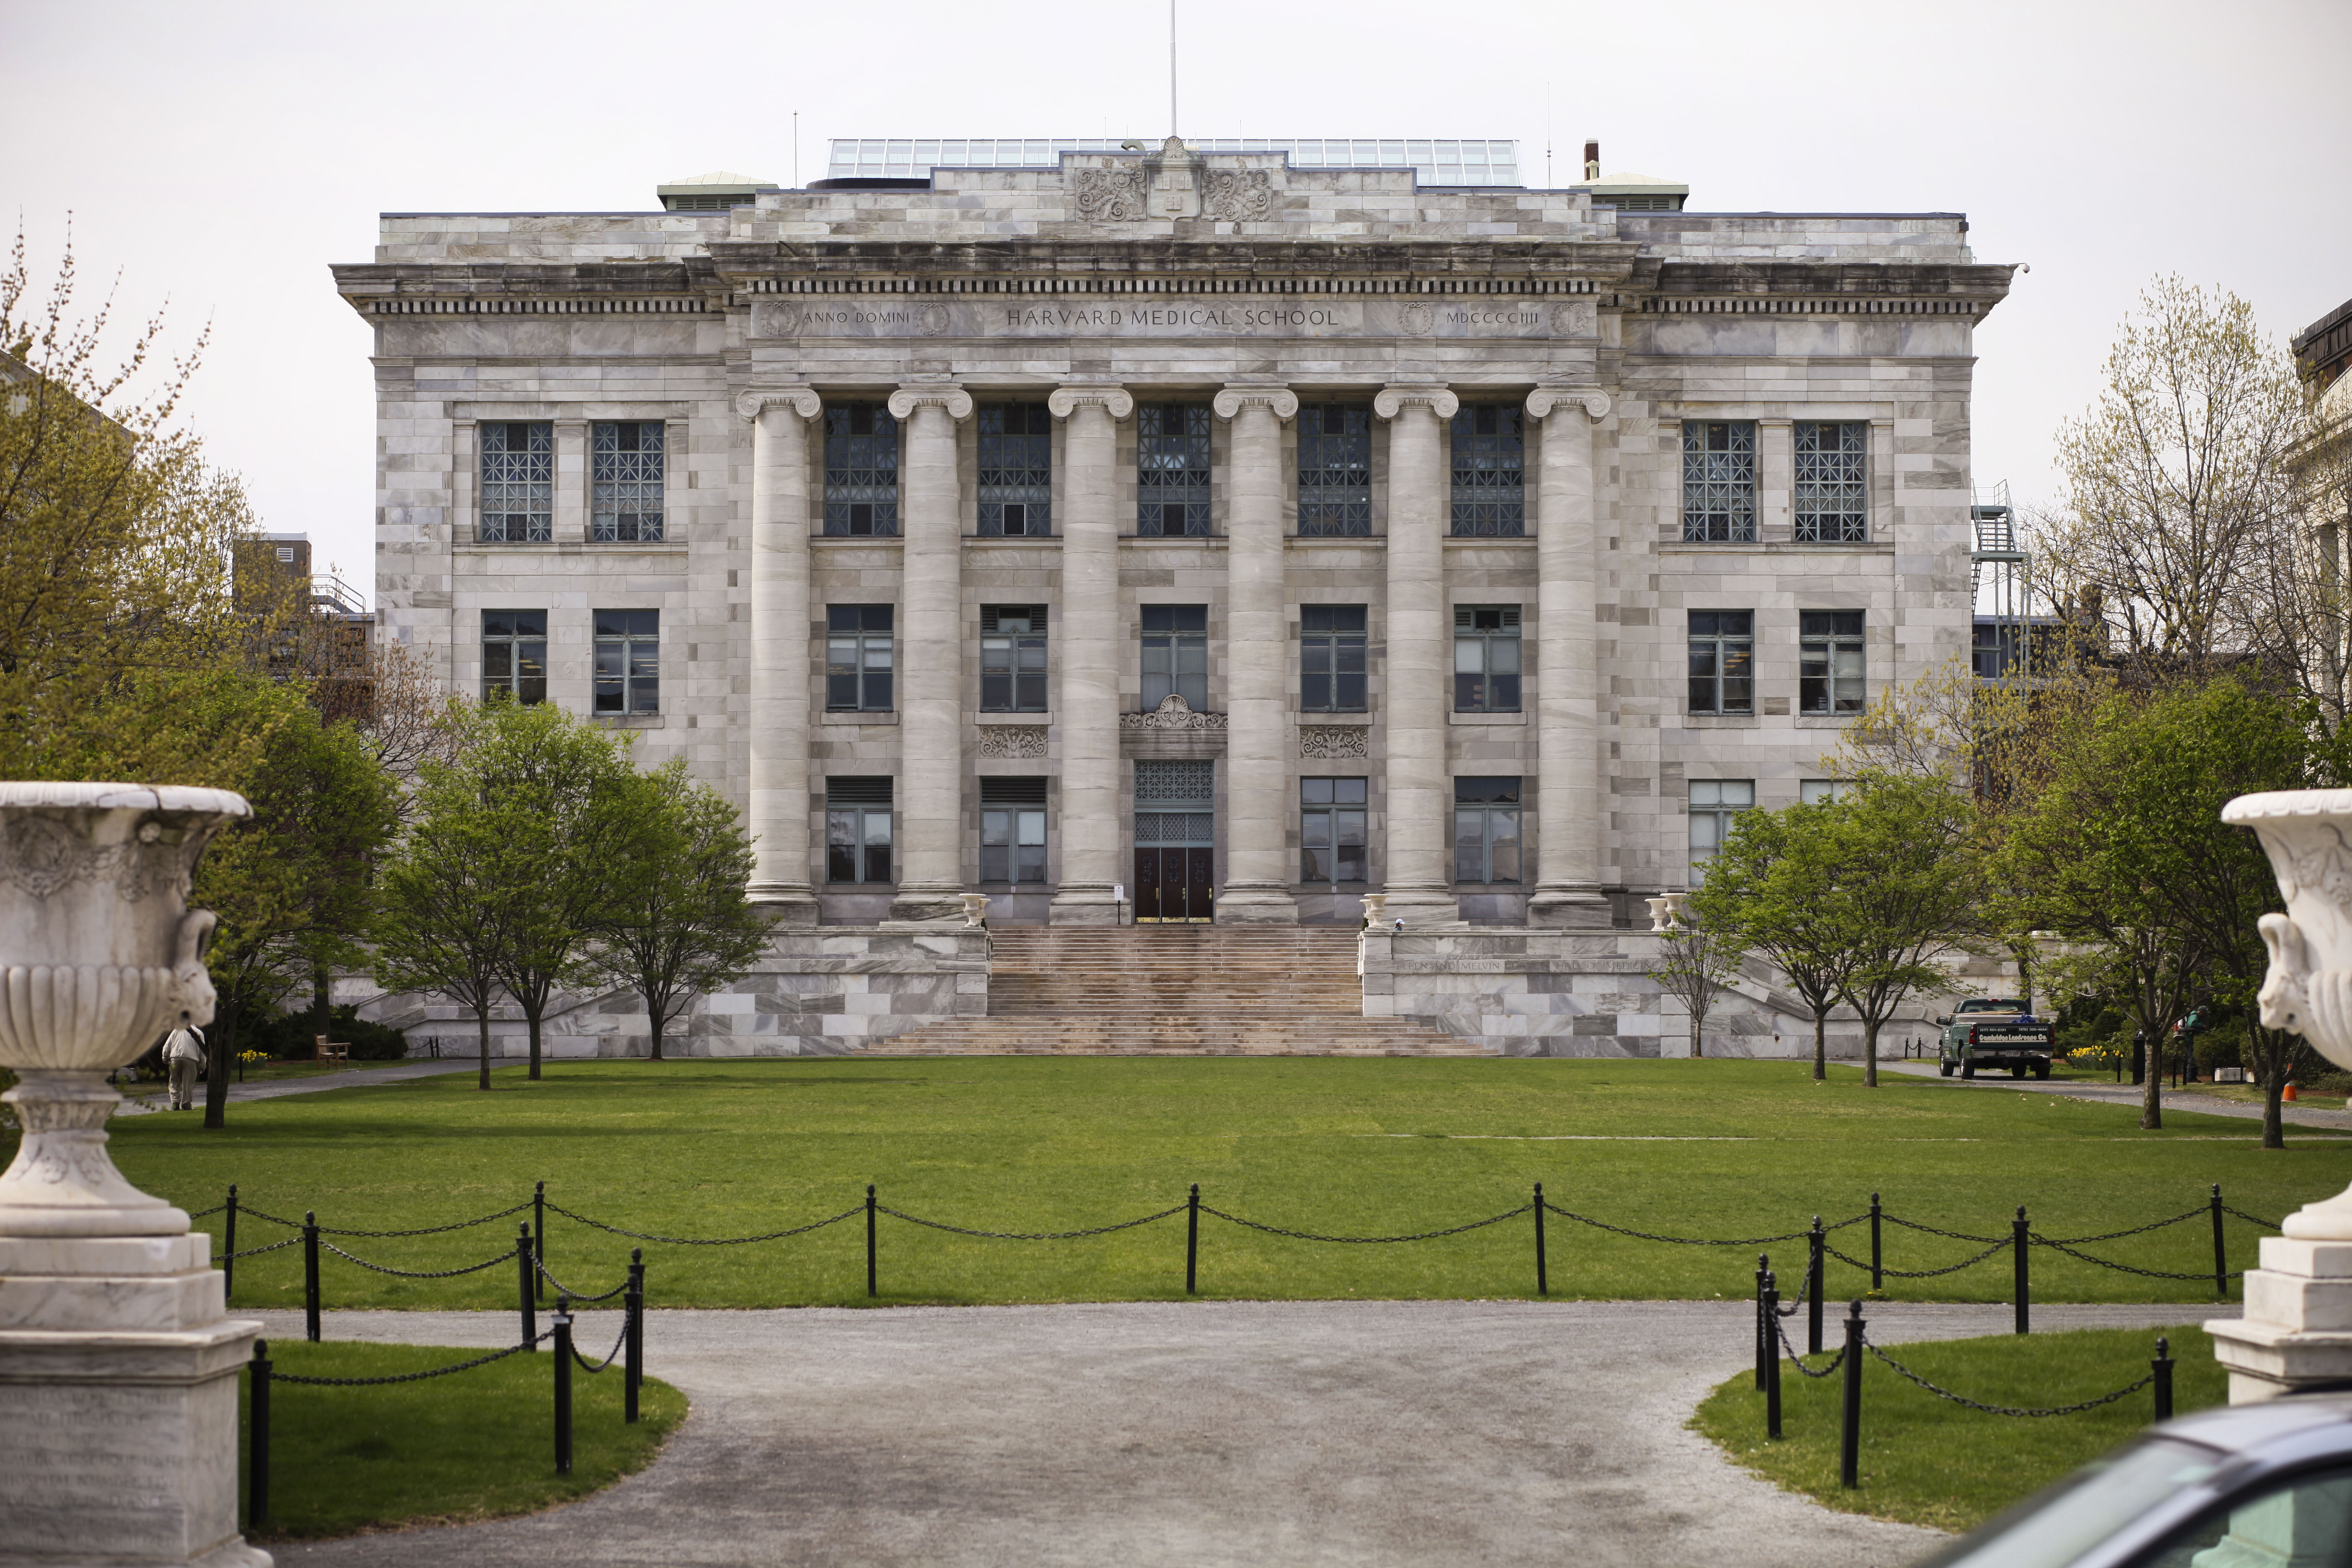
left=0, top=781, right=249, bottom=1237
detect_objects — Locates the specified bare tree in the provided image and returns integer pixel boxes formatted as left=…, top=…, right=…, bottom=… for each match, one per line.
left=1648, top=909, right=1746, bottom=1058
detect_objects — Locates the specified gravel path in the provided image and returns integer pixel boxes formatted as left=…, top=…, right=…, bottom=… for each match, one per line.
left=253, top=1298, right=2210, bottom=1568
left=1884, top=1059, right=2352, bottom=1132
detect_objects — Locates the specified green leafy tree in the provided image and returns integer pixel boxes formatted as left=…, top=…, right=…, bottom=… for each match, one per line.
left=1689, top=802, right=1852, bottom=1081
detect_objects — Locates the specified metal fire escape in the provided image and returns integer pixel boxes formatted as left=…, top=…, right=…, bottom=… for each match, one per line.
left=1971, top=482, right=2030, bottom=680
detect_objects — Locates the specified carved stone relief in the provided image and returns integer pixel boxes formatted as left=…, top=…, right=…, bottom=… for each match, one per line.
left=913, top=303, right=950, bottom=337
left=1074, top=168, right=1150, bottom=222
left=1202, top=169, right=1274, bottom=222
left=975, top=727, right=1049, bottom=758
left=1299, top=726, right=1370, bottom=759
left=1397, top=302, right=1435, bottom=337
left=757, top=302, right=802, bottom=338
left=1553, top=299, right=1599, bottom=338
left=1120, top=693, right=1228, bottom=733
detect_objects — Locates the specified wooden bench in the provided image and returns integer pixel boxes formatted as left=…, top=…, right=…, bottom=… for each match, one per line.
left=315, top=1036, right=351, bottom=1065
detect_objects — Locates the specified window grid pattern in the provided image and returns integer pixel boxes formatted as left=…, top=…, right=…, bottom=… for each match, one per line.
left=826, top=777, right=894, bottom=884
left=1794, top=421, right=1869, bottom=543
left=1800, top=610, right=1867, bottom=715
left=826, top=138, right=1519, bottom=185
left=1141, top=605, right=1208, bottom=711
left=978, top=403, right=1052, bottom=536
left=1454, top=606, right=1522, bottom=713
left=1136, top=403, right=1212, bottom=536
left=980, top=777, right=1048, bottom=885
left=824, top=404, right=900, bottom=536
left=981, top=605, right=1048, bottom=713
left=1301, top=605, right=1368, bottom=712
left=1687, top=610, right=1754, bottom=715
left=1453, top=777, right=1522, bottom=885
left=1689, top=780, right=1756, bottom=873
left=1450, top=407, right=1525, bottom=536
left=1300, top=777, right=1368, bottom=884
left=590, top=422, right=664, bottom=542
left=1297, top=404, right=1372, bottom=536
left=481, top=610, right=547, bottom=705
left=479, top=422, right=552, bottom=543
left=592, top=609, right=659, bottom=715
left=826, top=606, right=895, bottom=712
left=1681, top=421, right=1757, bottom=542
left=1135, top=759, right=1212, bottom=850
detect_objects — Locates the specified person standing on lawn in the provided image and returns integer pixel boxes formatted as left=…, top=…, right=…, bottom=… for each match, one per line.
left=162, top=1025, right=205, bottom=1110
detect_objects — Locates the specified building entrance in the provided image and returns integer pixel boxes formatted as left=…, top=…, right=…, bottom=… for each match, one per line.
left=1133, top=760, right=1214, bottom=923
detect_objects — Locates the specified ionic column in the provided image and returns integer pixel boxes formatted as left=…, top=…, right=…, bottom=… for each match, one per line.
left=738, top=387, right=823, bottom=926
left=1526, top=387, right=1614, bottom=928
left=885, top=383, right=975, bottom=923
left=1373, top=384, right=1462, bottom=928
left=1213, top=384, right=1301, bottom=924
left=1046, top=383, right=1134, bottom=925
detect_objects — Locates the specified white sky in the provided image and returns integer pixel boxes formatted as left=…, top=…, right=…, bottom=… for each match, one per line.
left=4, top=0, right=2347, bottom=599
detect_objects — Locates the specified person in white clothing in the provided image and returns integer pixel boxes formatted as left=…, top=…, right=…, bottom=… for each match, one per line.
left=162, top=1025, right=206, bottom=1111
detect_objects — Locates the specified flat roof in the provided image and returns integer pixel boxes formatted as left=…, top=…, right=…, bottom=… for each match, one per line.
left=826, top=137, right=1521, bottom=186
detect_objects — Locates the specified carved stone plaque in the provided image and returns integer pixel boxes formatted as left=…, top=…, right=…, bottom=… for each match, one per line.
left=1300, top=726, right=1370, bottom=759
left=976, top=727, right=1048, bottom=758
left=1074, top=168, right=1149, bottom=222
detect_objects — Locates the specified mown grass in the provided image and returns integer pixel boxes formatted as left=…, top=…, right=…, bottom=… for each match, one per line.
left=240, top=1339, right=684, bottom=1540
left=1692, top=1322, right=2227, bottom=1532
left=61, top=1056, right=2352, bottom=1310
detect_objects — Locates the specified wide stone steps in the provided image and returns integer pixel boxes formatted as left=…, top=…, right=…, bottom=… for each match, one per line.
left=872, top=1016, right=1487, bottom=1057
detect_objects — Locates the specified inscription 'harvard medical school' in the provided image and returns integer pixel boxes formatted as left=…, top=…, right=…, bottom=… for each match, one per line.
left=761, top=298, right=1584, bottom=340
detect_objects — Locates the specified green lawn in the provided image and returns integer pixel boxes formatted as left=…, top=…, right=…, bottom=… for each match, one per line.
left=61, top=1056, right=2352, bottom=1310
left=242, top=1340, right=685, bottom=1540
left=1693, top=1322, right=2227, bottom=1532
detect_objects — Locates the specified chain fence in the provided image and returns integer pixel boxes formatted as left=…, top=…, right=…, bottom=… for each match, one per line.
left=318, top=1240, right=517, bottom=1280
left=543, top=1199, right=864, bottom=1247
left=1825, top=1237, right=2014, bottom=1280
left=1861, top=1337, right=2157, bottom=1418
left=269, top=1332, right=551, bottom=1388
left=2029, top=1231, right=2243, bottom=1284
left=1544, top=1201, right=1844, bottom=1248
left=1202, top=1202, right=1532, bottom=1244
left=877, top=1202, right=1189, bottom=1240
left=533, top=1255, right=631, bottom=1302
left=1772, top=1312, right=1846, bottom=1378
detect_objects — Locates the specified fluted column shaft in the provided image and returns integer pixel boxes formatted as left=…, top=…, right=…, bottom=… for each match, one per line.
left=1375, top=384, right=1461, bottom=927
left=1215, top=385, right=1300, bottom=923
left=1047, top=385, right=1132, bottom=924
left=1528, top=387, right=1614, bottom=927
left=740, top=388, right=822, bottom=924
left=886, top=385, right=974, bottom=922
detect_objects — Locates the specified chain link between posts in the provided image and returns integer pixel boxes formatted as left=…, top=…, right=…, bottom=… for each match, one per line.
left=543, top=1200, right=864, bottom=1247
left=1545, top=1201, right=1855, bottom=1248
left=318, top=1239, right=517, bottom=1279
left=877, top=1203, right=1189, bottom=1240
left=1202, top=1202, right=1532, bottom=1244
left=271, top=1332, right=552, bottom=1387
left=1862, top=1336, right=2155, bottom=1417
left=1772, top=1311, right=1846, bottom=1378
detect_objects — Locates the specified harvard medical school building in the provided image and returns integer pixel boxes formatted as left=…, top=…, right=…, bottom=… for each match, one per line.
left=335, top=137, right=2014, bottom=1055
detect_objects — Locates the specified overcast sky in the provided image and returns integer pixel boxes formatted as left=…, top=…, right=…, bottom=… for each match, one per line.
left=5, top=0, right=2347, bottom=598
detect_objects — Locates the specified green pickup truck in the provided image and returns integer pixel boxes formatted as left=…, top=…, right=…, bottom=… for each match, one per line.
left=1936, top=998, right=2056, bottom=1079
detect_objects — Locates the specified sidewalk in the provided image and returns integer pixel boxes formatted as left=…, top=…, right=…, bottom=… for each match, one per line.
left=1885, top=1058, right=2352, bottom=1132
left=114, top=1057, right=483, bottom=1114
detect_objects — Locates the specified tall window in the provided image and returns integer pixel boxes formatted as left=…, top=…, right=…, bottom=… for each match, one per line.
left=1141, top=605, right=1208, bottom=710
left=981, top=605, right=1047, bottom=713
left=1453, top=777, right=1522, bottom=885
left=980, top=777, right=1047, bottom=884
left=1799, top=780, right=1851, bottom=805
left=482, top=610, right=547, bottom=704
left=1681, top=420, right=1756, bottom=542
left=1301, top=606, right=1367, bottom=712
left=1450, top=406, right=1525, bottom=536
left=978, top=402, right=1052, bottom=536
left=1687, top=611, right=1754, bottom=715
left=1454, top=606, right=1522, bottom=712
left=1300, top=777, right=1368, bottom=883
left=1137, top=403, right=1212, bottom=536
left=826, top=606, right=894, bottom=712
left=1296, top=403, right=1372, bottom=536
left=1793, top=421, right=1868, bottom=543
left=824, top=403, right=899, bottom=536
left=592, top=609, right=659, bottom=714
left=1800, top=610, right=1867, bottom=715
left=1689, top=780, right=1756, bottom=874
left=826, top=778, right=893, bottom=884
left=591, top=422, right=664, bottom=542
left=478, top=421, right=552, bottom=542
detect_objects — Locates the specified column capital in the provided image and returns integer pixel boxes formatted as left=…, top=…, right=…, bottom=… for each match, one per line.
left=1524, top=386, right=1612, bottom=423
left=887, top=382, right=975, bottom=422
left=1212, top=384, right=1298, bottom=422
left=734, top=386, right=823, bottom=423
left=1047, top=384, right=1135, bottom=420
left=1373, top=384, right=1459, bottom=421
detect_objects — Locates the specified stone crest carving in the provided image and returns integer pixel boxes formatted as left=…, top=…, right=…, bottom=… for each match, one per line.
left=1202, top=169, right=1274, bottom=221
left=1074, top=168, right=1150, bottom=222
left=1397, top=302, right=1435, bottom=337
left=914, top=302, right=950, bottom=337
left=1121, top=694, right=1228, bottom=733
left=757, top=302, right=802, bottom=339
left=1299, top=726, right=1369, bottom=759
left=1553, top=299, right=1599, bottom=338
left=976, top=727, right=1048, bottom=758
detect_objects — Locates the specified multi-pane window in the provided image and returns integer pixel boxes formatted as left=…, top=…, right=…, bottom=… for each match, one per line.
left=481, top=610, right=547, bottom=705
left=1141, top=605, right=1209, bottom=710
left=1799, top=780, right=1852, bottom=805
left=590, top=422, right=664, bottom=542
left=978, top=402, right=1052, bottom=536
left=981, top=605, right=1047, bottom=713
left=592, top=609, right=659, bottom=715
left=1681, top=420, right=1757, bottom=542
left=980, top=777, right=1047, bottom=885
left=1794, top=421, right=1869, bottom=542
left=1800, top=610, right=1867, bottom=715
left=825, top=606, right=894, bottom=712
left=1300, top=777, right=1368, bottom=884
left=1689, top=780, right=1756, bottom=874
left=1453, top=606, right=1522, bottom=712
left=1450, top=406, right=1526, bottom=536
left=826, top=777, right=893, bottom=884
left=1453, top=777, right=1522, bottom=885
left=824, top=403, right=899, bottom=536
left=478, top=421, right=552, bottom=542
left=1687, top=611, right=1755, bottom=715
left=1137, top=403, right=1212, bottom=536
left=1301, top=606, right=1367, bottom=712
left=1296, top=403, right=1372, bottom=536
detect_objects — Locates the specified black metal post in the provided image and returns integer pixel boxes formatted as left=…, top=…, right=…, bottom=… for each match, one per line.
left=1754, top=1253, right=1771, bottom=1390
left=1839, top=1301, right=1865, bottom=1488
left=1808, top=1216, right=1825, bottom=1355
left=1869, top=1192, right=1883, bottom=1294
left=248, top=1338, right=271, bottom=1530
left=2153, top=1336, right=2174, bottom=1423
left=534, top=1180, right=547, bottom=1305
left=1186, top=1183, right=1199, bottom=1296
left=624, top=1247, right=645, bottom=1424
left=224, top=1184, right=238, bottom=1303
left=553, top=1300, right=574, bottom=1475
left=1533, top=1182, right=1548, bottom=1297
left=866, top=1184, right=877, bottom=1299
left=2013, top=1205, right=2031, bottom=1335
left=302, top=1212, right=320, bottom=1343
left=517, top=1223, right=537, bottom=1349
left=2211, top=1184, right=2228, bottom=1300
left=1764, top=1272, right=1782, bottom=1439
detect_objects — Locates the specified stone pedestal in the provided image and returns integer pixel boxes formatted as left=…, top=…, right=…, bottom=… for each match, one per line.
left=2208, top=1237, right=2352, bottom=1403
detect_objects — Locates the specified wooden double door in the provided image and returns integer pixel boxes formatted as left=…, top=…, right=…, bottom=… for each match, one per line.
left=1134, top=847, right=1215, bottom=923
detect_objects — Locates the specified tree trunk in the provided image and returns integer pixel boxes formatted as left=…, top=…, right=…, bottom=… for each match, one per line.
left=2254, top=1019, right=2285, bottom=1151
left=1813, top=1008, right=1827, bottom=1081
left=525, top=1000, right=543, bottom=1081
left=202, top=1006, right=235, bottom=1130
left=311, top=963, right=331, bottom=1048
left=646, top=990, right=665, bottom=1061
left=476, top=1004, right=492, bottom=1091
left=2139, top=1015, right=2163, bottom=1130
left=1862, top=1014, right=1880, bottom=1088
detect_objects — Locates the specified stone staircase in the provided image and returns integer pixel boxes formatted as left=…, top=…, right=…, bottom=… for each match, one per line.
left=872, top=926, right=1488, bottom=1056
